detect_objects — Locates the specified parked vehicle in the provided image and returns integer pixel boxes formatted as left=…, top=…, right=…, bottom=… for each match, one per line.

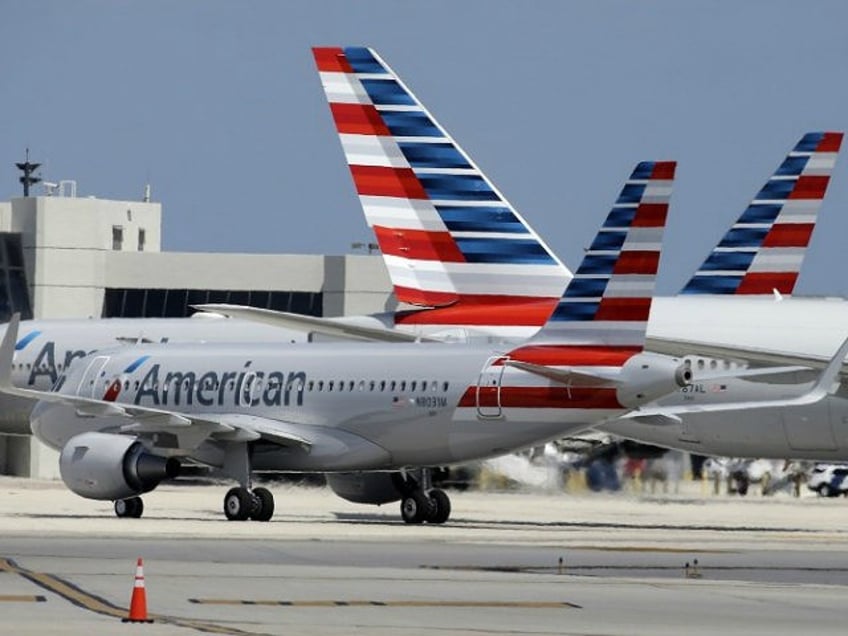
left=807, top=464, right=848, bottom=497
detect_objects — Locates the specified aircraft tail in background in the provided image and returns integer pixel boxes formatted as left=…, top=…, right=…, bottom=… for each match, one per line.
left=681, top=131, right=843, bottom=296
left=312, top=46, right=569, bottom=328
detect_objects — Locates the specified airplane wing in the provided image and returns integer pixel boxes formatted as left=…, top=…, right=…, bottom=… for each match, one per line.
left=193, top=303, right=432, bottom=343
left=626, top=334, right=848, bottom=420
left=504, top=359, right=619, bottom=386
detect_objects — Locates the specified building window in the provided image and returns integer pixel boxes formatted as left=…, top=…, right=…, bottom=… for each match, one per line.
left=138, top=228, right=146, bottom=251
left=112, top=226, right=123, bottom=251
left=101, top=288, right=323, bottom=318
left=0, top=233, right=33, bottom=321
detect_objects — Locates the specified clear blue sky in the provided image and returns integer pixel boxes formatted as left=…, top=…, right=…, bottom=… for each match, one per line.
left=2, top=1, right=848, bottom=295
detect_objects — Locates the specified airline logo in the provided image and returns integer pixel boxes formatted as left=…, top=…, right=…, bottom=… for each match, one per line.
left=463, top=161, right=676, bottom=411
left=313, top=46, right=568, bottom=322
left=682, top=131, right=843, bottom=295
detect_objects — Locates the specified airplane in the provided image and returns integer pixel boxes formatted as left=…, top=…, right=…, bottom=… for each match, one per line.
left=2, top=160, right=697, bottom=523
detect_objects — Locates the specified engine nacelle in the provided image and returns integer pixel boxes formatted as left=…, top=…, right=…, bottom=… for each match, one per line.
left=327, top=472, right=405, bottom=505
left=615, top=352, right=692, bottom=408
left=59, top=432, right=180, bottom=501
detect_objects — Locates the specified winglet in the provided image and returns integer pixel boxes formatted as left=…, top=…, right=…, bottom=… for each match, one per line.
left=0, top=313, right=20, bottom=392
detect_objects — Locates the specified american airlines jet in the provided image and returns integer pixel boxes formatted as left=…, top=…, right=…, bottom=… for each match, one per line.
left=4, top=160, right=695, bottom=523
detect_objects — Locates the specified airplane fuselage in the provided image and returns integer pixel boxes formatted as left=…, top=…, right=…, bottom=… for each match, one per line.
left=31, top=342, right=629, bottom=471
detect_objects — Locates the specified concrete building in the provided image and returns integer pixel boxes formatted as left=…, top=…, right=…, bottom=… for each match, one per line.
left=0, top=188, right=394, bottom=478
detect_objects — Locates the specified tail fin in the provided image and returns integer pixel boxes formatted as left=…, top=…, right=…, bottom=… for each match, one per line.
left=529, top=161, right=676, bottom=349
left=681, top=131, right=843, bottom=295
left=312, top=46, right=569, bottom=308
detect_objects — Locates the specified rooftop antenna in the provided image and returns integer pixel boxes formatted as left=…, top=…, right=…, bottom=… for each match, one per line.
left=16, top=149, right=41, bottom=197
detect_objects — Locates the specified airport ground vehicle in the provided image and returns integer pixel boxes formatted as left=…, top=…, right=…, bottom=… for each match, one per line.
left=807, top=464, right=848, bottom=497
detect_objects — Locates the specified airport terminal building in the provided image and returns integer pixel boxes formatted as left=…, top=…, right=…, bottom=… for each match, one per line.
left=0, top=187, right=394, bottom=477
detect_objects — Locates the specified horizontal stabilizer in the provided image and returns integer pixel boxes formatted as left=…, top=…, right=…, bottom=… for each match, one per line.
left=504, top=359, right=619, bottom=386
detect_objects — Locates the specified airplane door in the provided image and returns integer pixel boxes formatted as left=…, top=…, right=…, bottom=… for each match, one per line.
left=77, top=356, right=111, bottom=398
left=782, top=402, right=837, bottom=451
left=238, top=372, right=258, bottom=407
left=476, top=356, right=505, bottom=419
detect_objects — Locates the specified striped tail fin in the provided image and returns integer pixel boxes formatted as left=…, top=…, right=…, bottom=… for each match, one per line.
left=681, top=131, right=842, bottom=295
left=527, top=161, right=676, bottom=349
left=312, top=46, right=569, bottom=313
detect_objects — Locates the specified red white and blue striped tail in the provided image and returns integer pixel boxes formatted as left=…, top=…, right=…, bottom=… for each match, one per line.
left=527, top=161, right=676, bottom=349
left=312, top=46, right=570, bottom=310
left=681, top=131, right=842, bottom=295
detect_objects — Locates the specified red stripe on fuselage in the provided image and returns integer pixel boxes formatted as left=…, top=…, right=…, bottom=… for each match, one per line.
left=737, top=272, right=797, bottom=294
left=613, top=251, right=660, bottom=275
left=505, top=344, right=641, bottom=367
left=459, top=386, right=623, bottom=409
left=312, top=47, right=353, bottom=73
left=374, top=226, right=465, bottom=262
left=351, top=165, right=428, bottom=199
left=762, top=223, right=814, bottom=247
left=330, top=103, right=390, bottom=136
left=395, top=297, right=559, bottom=326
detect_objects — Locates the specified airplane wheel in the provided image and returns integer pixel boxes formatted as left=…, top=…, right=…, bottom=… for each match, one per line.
left=400, top=491, right=432, bottom=524
left=224, top=487, right=254, bottom=521
left=426, top=489, right=451, bottom=524
left=115, top=496, right=143, bottom=519
left=250, top=487, right=275, bottom=521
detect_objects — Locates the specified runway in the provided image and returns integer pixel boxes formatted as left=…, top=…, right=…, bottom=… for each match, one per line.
left=1, top=477, right=847, bottom=635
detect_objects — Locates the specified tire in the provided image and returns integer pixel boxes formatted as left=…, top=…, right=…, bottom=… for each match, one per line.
left=820, top=484, right=833, bottom=498
left=250, top=487, right=275, bottom=522
left=115, top=497, right=143, bottom=519
left=224, top=487, right=254, bottom=521
left=400, top=491, right=432, bottom=524
left=426, top=489, right=451, bottom=524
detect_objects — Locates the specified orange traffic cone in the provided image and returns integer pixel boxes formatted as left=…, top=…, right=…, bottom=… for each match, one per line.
left=122, top=557, right=154, bottom=623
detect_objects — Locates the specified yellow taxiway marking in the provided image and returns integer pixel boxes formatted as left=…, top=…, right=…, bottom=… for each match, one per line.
left=0, top=594, right=46, bottom=602
left=0, top=557, right=263, bottom=635
left=189, top=598, right=582, bottom=609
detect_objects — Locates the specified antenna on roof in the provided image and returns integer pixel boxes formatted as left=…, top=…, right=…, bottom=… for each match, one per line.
left=15, top=149, right=41, bottom=197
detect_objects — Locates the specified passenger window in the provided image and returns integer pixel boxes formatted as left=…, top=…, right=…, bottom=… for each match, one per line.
left=411, top=381, right=417, bottom=392
left=400, top=381, right=406, bottom=391
left=358, top=380, right=365, bottom=391
left=443, top=381, right=449, bottom=392
left=369, top=380, right=375, bottom=391
left=348, top=380, right=354, bottom=391
left=379, top=380, right=386, bottom=391
left=328, top=381, right=334, bottom=391
left=421, top=381, right=427, bottom=391
left=390, top=380, right=397, bottom=391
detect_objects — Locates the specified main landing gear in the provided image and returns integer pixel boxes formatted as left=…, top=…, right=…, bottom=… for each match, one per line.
left=221, top=442, right=275, bottom=522
left=397, top=470, right=451, bottom=524
left=223, top=486, right=275, bottom=521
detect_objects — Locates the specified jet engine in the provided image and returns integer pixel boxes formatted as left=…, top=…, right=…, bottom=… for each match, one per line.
left=58, top=432, right=180, bottom=501
left=615, top=352, right=692, bottom=408
left=327, top=472, right=405, bottom=505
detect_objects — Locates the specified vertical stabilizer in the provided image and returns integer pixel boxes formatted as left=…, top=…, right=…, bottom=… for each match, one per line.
left=681, top=131, right=842, bottom=295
